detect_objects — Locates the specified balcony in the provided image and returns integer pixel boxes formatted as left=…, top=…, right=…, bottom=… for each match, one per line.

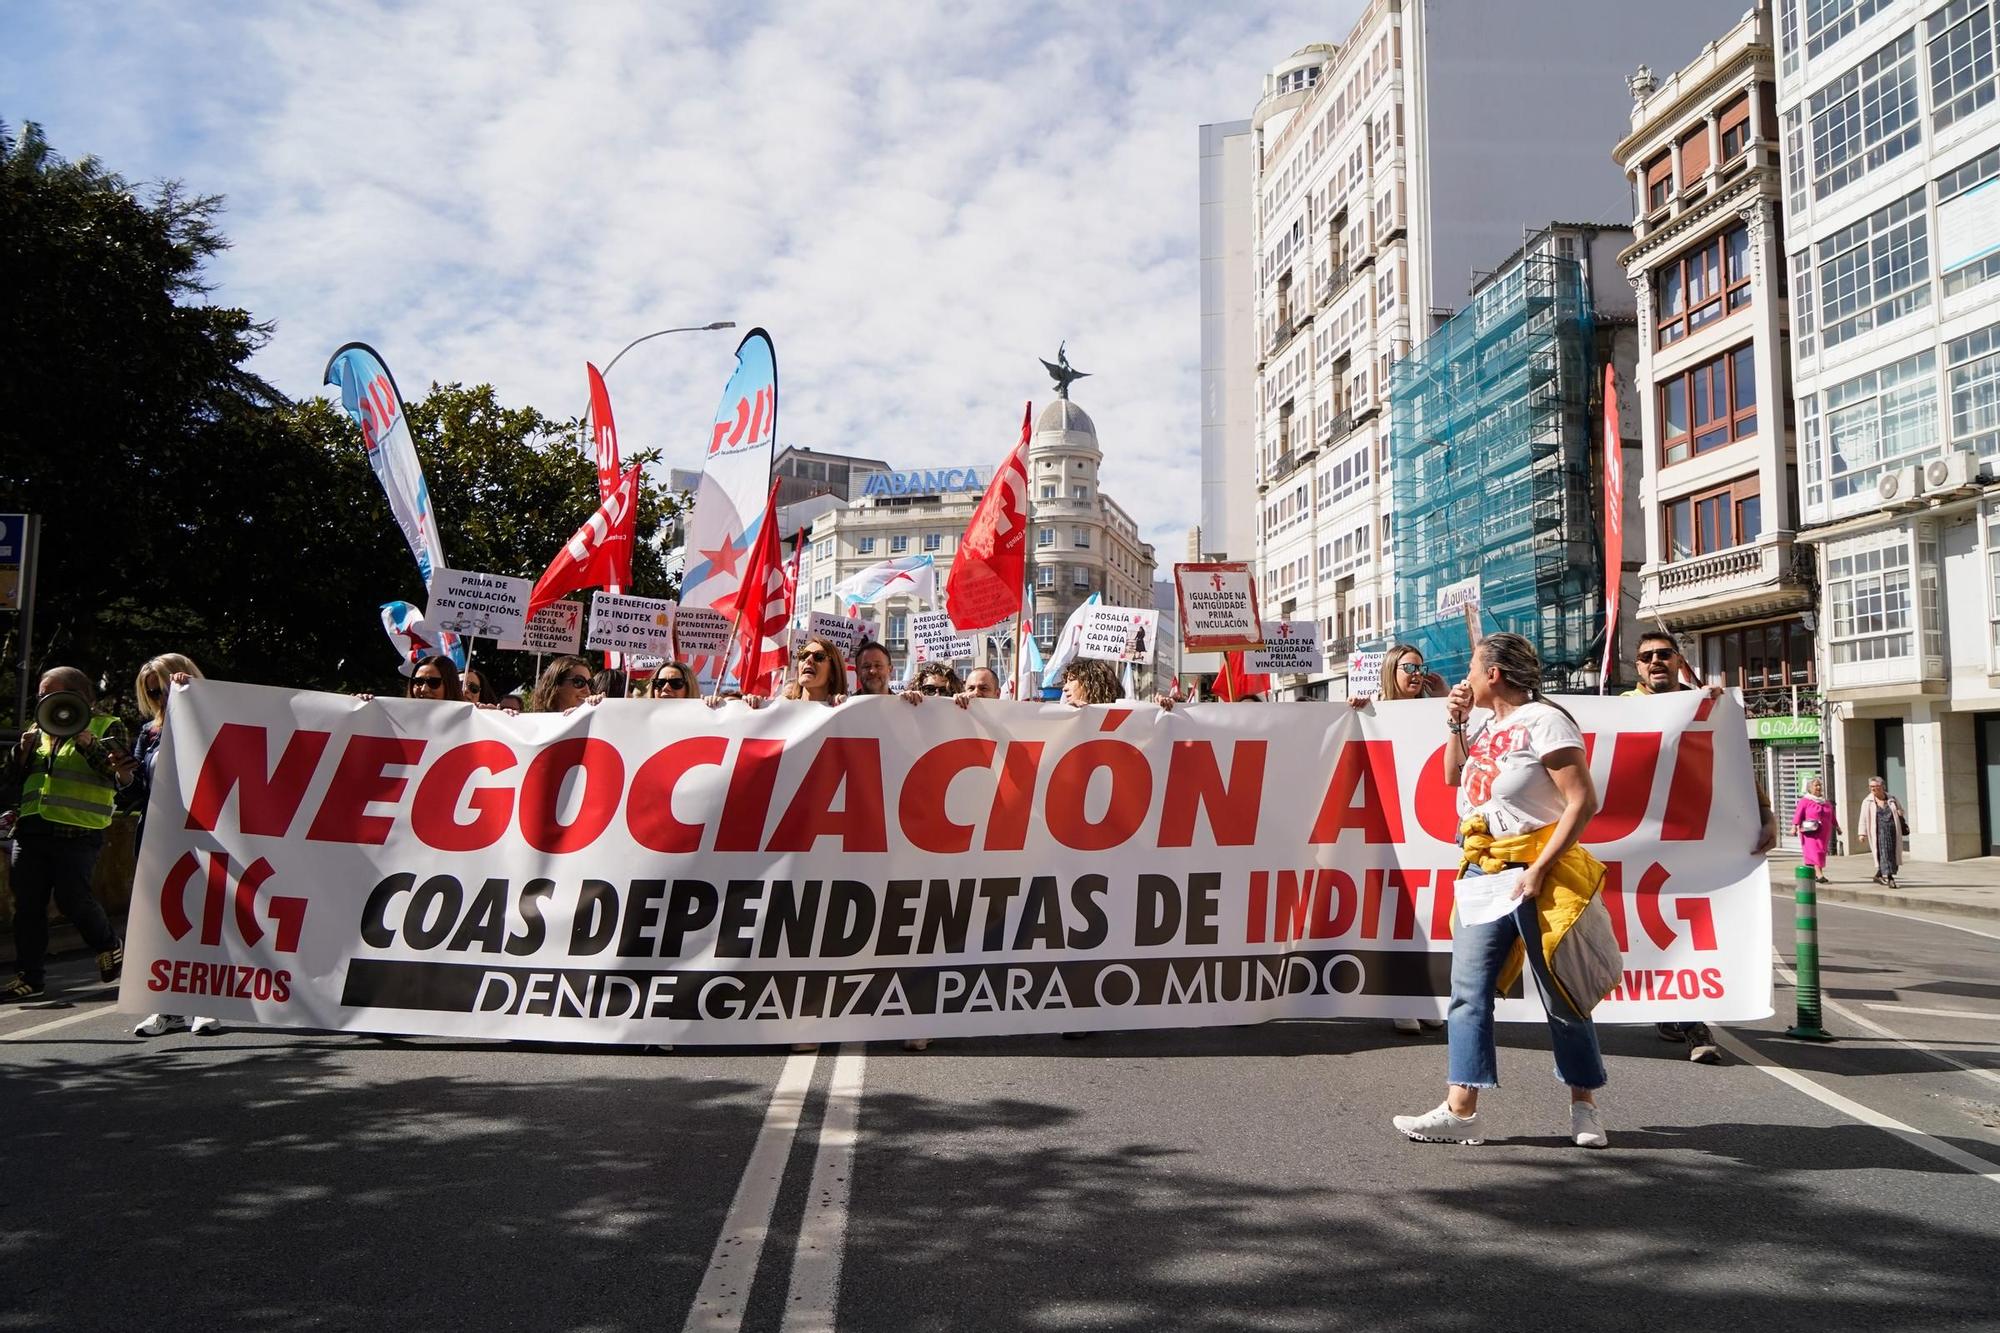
left=1638, top=532, right=1812, bottom=629
left=1316, top=261, right=1351, bottom=308
left=1319, top=408, right=1352, bottom=446
left=1271, top=449, right=1301, bottom=481
left=1266, top=314, right=1296, bottom=357
left=1742, top=683, right=1821, bottom=721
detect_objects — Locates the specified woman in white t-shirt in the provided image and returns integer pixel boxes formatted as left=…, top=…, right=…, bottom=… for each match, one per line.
left=1392, top=633, right=1610, bottom=1149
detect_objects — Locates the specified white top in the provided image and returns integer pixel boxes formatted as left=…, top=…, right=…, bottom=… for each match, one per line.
left=1455, top=701, right=1586, bottom=837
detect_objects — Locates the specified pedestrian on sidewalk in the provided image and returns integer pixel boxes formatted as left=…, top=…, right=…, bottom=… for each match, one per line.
left=1, top=667, right=132, bottom=1003
left=1858, top=777, right=1907, bottom=889
left=1793, top=777, right=1836, bottom=885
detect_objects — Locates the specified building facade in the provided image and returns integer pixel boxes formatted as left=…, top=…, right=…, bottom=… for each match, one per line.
left=796, top=385, right=1157, bottom=682
left=1223, top=0, right=1754, bottom=698
left=1618, top=6, right=1820, bottom=841
left=1775, top=0, right=2000, bottom=858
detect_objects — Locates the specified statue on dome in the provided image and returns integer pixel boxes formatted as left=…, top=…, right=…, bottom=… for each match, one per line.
left=1040, top=342, right=1090, bottom=400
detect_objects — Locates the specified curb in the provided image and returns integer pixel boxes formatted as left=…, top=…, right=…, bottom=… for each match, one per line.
left=1807, top=882, right=2000, bottom=922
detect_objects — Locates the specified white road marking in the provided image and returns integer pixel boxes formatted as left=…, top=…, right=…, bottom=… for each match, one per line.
left=1712, top=1027, right=2000, bottom=1186
left=681, top=1050, right=820, bottom=1333
left=0, top=1003, right=113, bottom=1042
left=1785, top=891, right=2000, bottom=943
left=782, top=1048, right=866, bottom=1333
left=1774, top=959, right=2000, bottom=1092
left=1864, top=1003, right=2000, bottom=1022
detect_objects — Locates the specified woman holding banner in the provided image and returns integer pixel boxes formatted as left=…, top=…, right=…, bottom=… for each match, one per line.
left=406, top=655, right=464, bottom=702
left=531, top=656, right=593, bottom=712
left=127, top=656, right=221, bottom=1038
left=653, top=661, right=698, bottom=700
left=1393, top=632, right=1612, bottom=1150
left=786, top=639, right=848, bottom=704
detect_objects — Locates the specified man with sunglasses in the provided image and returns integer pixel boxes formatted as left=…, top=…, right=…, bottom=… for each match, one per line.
left=1623, top=630, right=1777, bottom=1064
left=901, top=662, right=963, bottom=705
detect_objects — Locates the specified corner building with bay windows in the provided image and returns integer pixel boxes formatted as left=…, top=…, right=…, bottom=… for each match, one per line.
left=1778, top=0, right=2000, bottom=858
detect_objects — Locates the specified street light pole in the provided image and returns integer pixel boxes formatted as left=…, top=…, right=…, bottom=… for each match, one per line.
left=599, top=320, right=736, bottom=380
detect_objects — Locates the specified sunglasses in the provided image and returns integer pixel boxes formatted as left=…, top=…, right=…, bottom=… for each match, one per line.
left=1637, top=649, right=1679, bottom=664
left=144, top=681, right=166, bottom=700
left=659, top=676, right=687, bottom=691
left=558, top=673, right=591, bottom=689
left=797, top=649, right=829, bottom=664
left=918, top=683, right=953, bottom=696
left=1396, top=661, right=1425, bottom=674
left=410, top=676, right=445, bottom=692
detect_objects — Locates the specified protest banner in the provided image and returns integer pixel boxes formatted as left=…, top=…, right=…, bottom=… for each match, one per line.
left=427, top=568, right=532, bottom=642
left=1246, top=620, right=1320, bottom=675
left=911, top=611, right=975, bottom=663
left=497, top=601, right=584, bottom=655
left=1175, top=563, right=1264, bottom=652
left=806, top=611, right=866, bottom=660
left=672, top=607, right=733, bottom=658
left=1347, top=651, right=1384, bottom=698
left=586, top=592, right=677, bottom=656
left=122, top=685, right=1771, bottom=1045
left=1077, top=607, right=1158, bottom=663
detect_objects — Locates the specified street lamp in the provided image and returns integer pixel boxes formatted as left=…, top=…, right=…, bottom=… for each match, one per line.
left=599, top=320, right=736, bottom=380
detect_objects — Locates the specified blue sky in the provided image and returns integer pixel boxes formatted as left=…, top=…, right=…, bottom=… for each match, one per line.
left=5, top=0, right=1362, bottom=552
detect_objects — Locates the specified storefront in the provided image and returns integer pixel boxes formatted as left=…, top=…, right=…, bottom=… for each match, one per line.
left=1748, top=713, right=1822, bottom=853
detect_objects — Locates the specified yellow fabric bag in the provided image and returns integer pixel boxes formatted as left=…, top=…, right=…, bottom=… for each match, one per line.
left=1458, top=815, right=1623, bottom=1017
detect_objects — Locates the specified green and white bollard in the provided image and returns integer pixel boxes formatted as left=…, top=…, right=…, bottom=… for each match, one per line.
left=1785, top=863, right=1835, bottom=1041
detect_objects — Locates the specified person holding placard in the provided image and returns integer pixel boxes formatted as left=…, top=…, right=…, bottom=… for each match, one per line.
left=1348, top=643, right=1445, bottom=709
left=1394, top=632, right=1613, bottom=1150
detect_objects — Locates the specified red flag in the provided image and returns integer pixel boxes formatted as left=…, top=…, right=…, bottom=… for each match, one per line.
left=527, top=464, right=640, bottom=620
left=714, top=481, right=789, bottom=696
left=945, top=402, right=1032, bottom=631
left=1599, top=363, right=1623, bottom=693
left=1216, top=651, right=1270, bottom=702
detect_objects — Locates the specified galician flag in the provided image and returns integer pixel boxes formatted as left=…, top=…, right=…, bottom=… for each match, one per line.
left=1040, top=592, right=1102, bottom=689
left=834, top=554, right=935, bottom=607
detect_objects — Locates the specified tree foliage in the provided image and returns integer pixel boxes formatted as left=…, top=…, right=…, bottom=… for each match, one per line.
left=0, top=121, right=682, bottom=716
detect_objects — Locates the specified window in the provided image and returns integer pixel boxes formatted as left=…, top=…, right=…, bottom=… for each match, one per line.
left=815, top=539, right=832, bottom=560
left=923, top=532, right=942, bottom=552
left=890, top=534, right=909, bottom=553
left=1950, top=321, right=2000, bottom=458
left=1826, top=534, right=1913, bottom=665
left=1781, top=0, right=1801, bottom=76
left=1645, top=152, right=1672, bottom=212
left=1040, top=484, right=1057, bottom=500
left=888, top=612, right=908, bottom=643
left=1826, top=349, right=1940, bottom=502
left=1655, top=225, right=1752, bottom=343
left=1660, top=345, right=1758, bottom=463
left=1704, top=621, right=1816, bottom=688
left=1938, top=147, right=2000, bottom=295
left=1663, top=475, right=1762, bottom=560
left=1784, top=107, right=1809, bottom=217
left=856, top=536, right=876, bottom=554
left=1927, top=0, right=1996, bottom=130
left=1071, top=484, right=1090, bottom=501
left=1719, top=95, right=1752, bottom=163
left=1072, top=567, right=1091, bottom=588
left=1806, top=0, right=1892, bottom=59
left=1036, top=566, right=1055, bottom=588
left=1679, top=125, right=1711, bottom=184
left=1037, top=526, right=1054, bottom=548
left=1808, top=31, right=1920, bottom=199
left=1816, top=188, right=1929, bottom=347
left=1985, top=504, right=2000, bottom=662
left=1791, top=250, right=1818, bottom=359
left=1072, top=527, right=1090, bottom=548
left=1036, top=612, right=1056, bottom=644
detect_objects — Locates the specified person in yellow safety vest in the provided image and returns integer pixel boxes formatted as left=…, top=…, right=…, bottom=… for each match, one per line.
left=1, top=667, right=136, bottom=1003
left=1623, top=630, right=1778, bottom=1065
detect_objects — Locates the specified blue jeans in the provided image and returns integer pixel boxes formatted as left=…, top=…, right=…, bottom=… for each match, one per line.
left=1446, top=865, right=1606, bottom=1091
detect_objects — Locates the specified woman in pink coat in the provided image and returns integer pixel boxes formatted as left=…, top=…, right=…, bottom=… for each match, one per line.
left=1793, top=776, right=1836, bottom=884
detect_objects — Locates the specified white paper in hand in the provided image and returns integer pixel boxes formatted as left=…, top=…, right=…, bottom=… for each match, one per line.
left=1456, top=868, right=1526, bottom=926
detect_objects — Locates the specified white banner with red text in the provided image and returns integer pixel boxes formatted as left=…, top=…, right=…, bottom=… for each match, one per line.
left=119, top=683, right=1772, bottom=1043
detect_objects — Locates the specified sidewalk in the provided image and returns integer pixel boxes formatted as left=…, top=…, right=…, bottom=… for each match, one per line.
left=1766, top=850, right=2000, bottom=921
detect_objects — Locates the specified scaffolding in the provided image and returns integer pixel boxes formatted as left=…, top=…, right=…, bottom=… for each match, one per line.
left=1388, top=253, right=1601, bottom=685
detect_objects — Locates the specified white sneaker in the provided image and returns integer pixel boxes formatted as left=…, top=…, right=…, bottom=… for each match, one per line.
left=1571, top=1101, right=1608, bottom=1149
left=132, top=1014, right=175, bottom=1037
left=1391, top=1018, right=1423, bottom=1035
left=1394, top=1101, right=1483, bottom=1145
left=188, top=1016, right=220, bottom=1036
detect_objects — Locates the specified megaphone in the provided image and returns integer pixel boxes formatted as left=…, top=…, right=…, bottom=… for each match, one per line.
left=34, top=690, right=91, bottom=740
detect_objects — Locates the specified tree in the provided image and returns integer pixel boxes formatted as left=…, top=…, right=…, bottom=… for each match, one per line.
left=0, top=121, right=684, bottom=714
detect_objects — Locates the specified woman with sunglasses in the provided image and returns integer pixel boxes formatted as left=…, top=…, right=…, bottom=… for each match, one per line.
left=900, top=662, right=962, bottom=706
left=532, top=655, right=594, bottom=713
left=784, top=639, right=848, bottom=704
left=126, top=654, right=221, bottom=1038
left=405, top=655, right=464, bottom=702
left=652, top=661, right=698, bottom=700
left=1349, top=643, right=1446, bottom=709
left=459, top=665, right=500, bottom=707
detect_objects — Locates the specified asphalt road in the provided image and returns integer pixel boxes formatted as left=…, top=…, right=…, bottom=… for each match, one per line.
left=2, top=873, right=1996, bottom=1333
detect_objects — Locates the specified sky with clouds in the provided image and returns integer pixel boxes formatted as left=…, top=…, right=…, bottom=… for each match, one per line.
left=6, top=0, right=1365, bottom=554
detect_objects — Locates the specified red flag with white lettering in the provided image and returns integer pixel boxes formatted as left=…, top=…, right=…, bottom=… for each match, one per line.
left=1599, top=363, right=1623, bottom=693
left=713, top=480, right=789, bottom=696
left=587, top=363, right=632, bottom=666
left=945, top=402, right=1032, bottom=631
left=527, top=464, right=640, bottom=620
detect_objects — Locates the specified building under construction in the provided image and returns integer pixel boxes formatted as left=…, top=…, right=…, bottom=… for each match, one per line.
left=1388, top=227, right=1636, bottom=686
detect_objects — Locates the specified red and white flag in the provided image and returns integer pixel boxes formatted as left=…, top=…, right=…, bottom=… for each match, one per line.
left=586, top=363, right=632, bottom=666
left=1599, top=363, right=1623, bottom=693
left=1215, top=651, right=1271, bottom=702
left=713, top=481, right=789, bottom=697
left=945, top=402, right=1032, bottom=631
left=527, top=464, right=640, bottom=620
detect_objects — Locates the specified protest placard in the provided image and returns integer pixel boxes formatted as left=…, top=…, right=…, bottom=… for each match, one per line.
left=1078, top=606, right=1158, bottom=663
left=1246, top=620, right=1320, bottom=674
left=806, top=611, right=867, bottom=659
left=427, top=568, right=533, bottom=642
left=1346, top=650, right=1384, bottom=697
left=1175, top=563, right=1264, bottom=652
left=911, top=610, right=974, bottom=663
left=496, top=601, right=584, bottom=655
left=670, top=606, right=732, bottom=657
left=586, top=592, right=677, bottom=656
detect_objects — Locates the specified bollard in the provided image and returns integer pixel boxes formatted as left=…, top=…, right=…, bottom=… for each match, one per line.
left=1784, top=863, right=1835, bottom=1041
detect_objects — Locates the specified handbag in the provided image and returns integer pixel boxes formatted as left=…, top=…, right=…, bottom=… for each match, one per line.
left=1799, top=818, right=1821, bottom=834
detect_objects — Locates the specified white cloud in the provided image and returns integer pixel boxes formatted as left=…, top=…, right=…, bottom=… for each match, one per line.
left=7, top=0, right=1361, bottom=552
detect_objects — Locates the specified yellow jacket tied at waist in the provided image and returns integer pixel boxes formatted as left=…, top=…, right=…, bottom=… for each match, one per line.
left=1459, top=815, right=1623, bottom=1017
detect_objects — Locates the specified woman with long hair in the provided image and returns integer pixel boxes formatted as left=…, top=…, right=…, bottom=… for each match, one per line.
left=1394, top=632, right=1611, bottom=1150
left=532, top=655, right=594, bottom=713
left=1059, top=659, right=1122, bottom=706
left=126, top=654, right=220, bottom=1038
left=652, top=661, right=697, bottom=700
left=459, top=664, right=501, bottom=707
left=785, top=639, right=848, bottom=704
left=406, top=654, right=464, bottom=702
left=1351, top=643, right=1446, bottom=707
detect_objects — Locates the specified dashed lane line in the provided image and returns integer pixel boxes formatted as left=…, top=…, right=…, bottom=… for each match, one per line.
left=681, top=1049, right=820, bottom=1333
left=1863, top=1003, right=2000, bottom=1023
left=0, top=1002, right=114, bottom=1042
left=781, top=1048, right=866, bottom=1333
left=1771, top=956, right=2000, bottom=1092
left=1712, top=1026, right=2000, bottom=1186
